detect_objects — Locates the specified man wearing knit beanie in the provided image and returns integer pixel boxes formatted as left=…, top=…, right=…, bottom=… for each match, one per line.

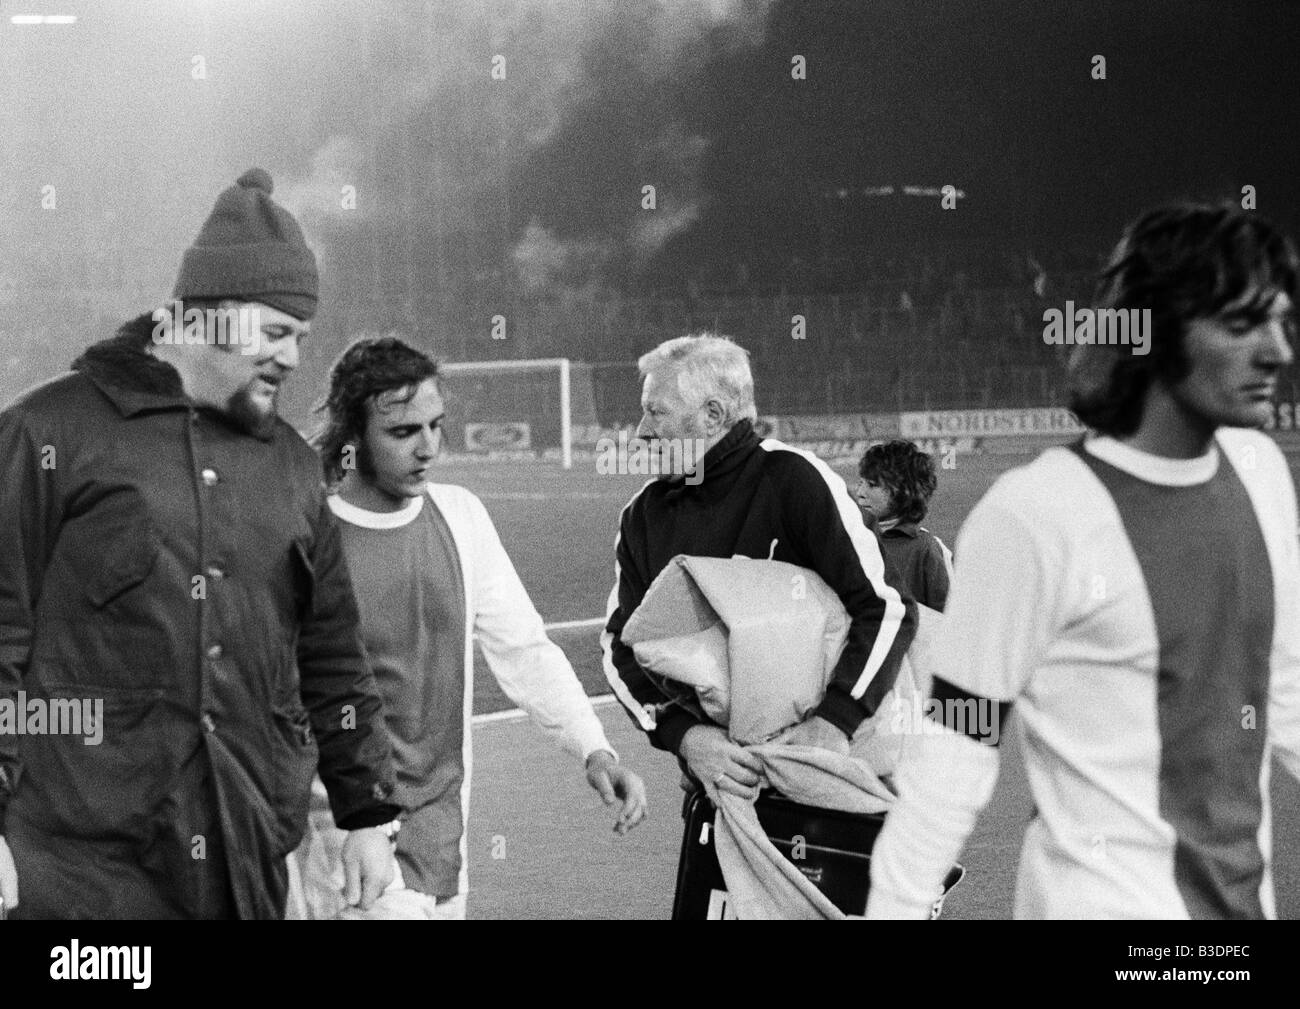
left=148, top=167, right=319, bottom=438
left=0, top=170, right=402, bottom=920
left=172, top=166, right=319, bottom=322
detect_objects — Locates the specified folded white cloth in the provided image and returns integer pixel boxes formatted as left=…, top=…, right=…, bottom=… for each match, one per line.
left=623, top=554, right=851, bottom=744
left=624, top=554, right=946, bottom=918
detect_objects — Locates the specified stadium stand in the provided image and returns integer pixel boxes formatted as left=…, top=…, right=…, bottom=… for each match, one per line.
left=3, top=241, right=1291, bottom=430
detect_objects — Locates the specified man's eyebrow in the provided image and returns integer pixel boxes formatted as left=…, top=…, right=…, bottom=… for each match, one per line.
left=1226, top=289, right=1296, bottom=318
left=1218, top=306, right=1269, bottom=323
left=385, top=414, right=444, bottom=431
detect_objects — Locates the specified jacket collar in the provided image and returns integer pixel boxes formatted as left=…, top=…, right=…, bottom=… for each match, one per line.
left=72, top=313, right=280, bottom=442
left=72, top=314, right=191, bottom=417
left=702, top=418, right=760, bottom=478
left=662, top=419, right=759, bottom=501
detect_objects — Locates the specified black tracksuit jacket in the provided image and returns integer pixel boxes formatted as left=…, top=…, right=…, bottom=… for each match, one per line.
left=604, top=419, right=918, bottom=754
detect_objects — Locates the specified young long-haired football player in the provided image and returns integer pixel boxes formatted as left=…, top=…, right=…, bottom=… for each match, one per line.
left=868, top=202, right=1300, bottom=919
left=290, top=336, right=647, bottom=920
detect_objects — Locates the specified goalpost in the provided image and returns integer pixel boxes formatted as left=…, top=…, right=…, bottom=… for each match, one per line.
left=437, top=358, right=598, bottom=469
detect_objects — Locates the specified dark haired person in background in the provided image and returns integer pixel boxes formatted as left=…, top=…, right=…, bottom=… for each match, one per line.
left=0, top=169, right=399, bottom=919
left=868, top=203, right=1300, bottom=919
left=855, top=440, right=953, bottom=611
left=293, top=336, right=646, bottom=920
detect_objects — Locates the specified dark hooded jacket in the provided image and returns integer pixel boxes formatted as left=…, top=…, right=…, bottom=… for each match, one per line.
left=0, top=316, right=399, bottom=919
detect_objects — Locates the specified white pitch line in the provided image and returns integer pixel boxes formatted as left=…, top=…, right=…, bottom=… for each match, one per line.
left=477, top=492, right=606, bottom=501
left=543, top=616, right=606, bottom=632
left=472, top=693, right=619, bottom=726
left=471, top=617, right=611, bottom=724
left=473, top=616, right=604, bottom=641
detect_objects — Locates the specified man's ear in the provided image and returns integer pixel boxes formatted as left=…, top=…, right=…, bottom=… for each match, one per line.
left=702, top=398, right=727, bottom=434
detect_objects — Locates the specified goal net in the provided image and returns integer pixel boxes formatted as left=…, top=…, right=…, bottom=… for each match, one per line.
left=437, top=358, right=598, bottom=468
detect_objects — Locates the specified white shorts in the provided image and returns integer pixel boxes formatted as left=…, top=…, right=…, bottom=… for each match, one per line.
left=285, top=779, right=466, bottom=922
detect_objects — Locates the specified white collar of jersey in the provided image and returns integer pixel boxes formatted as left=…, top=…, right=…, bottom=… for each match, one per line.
left=1083, top=435, right=1219, bottom=487
left=327, top=488, right=426, bottom=529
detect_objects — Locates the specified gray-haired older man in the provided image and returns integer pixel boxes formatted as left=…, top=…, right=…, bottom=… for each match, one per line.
left=601, top=334, right=918, bottom=795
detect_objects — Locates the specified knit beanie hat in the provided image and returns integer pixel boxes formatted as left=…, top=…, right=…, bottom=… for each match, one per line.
left=172, top=168, right=319, bottom=320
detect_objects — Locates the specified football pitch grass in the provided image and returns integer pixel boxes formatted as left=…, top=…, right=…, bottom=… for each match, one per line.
left=439, top=447, right=1300, bottom=919
left=456, top=449, right=1020, bottom=714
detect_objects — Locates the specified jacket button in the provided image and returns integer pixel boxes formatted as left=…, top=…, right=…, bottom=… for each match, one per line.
left=201, top=713, right=216, bottom=733
left=201, top=468, right=219, bottom=486
left=206, top=643, right=223, bottom=660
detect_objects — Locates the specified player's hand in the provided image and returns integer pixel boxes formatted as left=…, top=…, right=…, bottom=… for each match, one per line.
left=779, top=714, right=851, bottom=756
left=679, top=725, right=764, bottom=800
left=585, top=750, right=648, bottom=835
left=0, top=835, right=18, bottom=915
left=340, top=827, right=394, bottom=911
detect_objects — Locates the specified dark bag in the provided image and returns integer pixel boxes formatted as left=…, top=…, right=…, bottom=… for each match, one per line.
left=671, top=787, right=963, bottom=919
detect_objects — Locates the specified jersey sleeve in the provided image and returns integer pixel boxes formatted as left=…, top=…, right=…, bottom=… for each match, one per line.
left=1262, top=439, right=1300, bottom=781
left=868, top=477, right=1065, bottom=917
left=934, top=485, right=1064, bottom=703
left=465, top=491, right=613, bottom=762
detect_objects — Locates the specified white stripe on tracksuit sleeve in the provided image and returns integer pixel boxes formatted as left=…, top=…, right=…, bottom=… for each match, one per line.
left=759, top=439, right=910, bottom=700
